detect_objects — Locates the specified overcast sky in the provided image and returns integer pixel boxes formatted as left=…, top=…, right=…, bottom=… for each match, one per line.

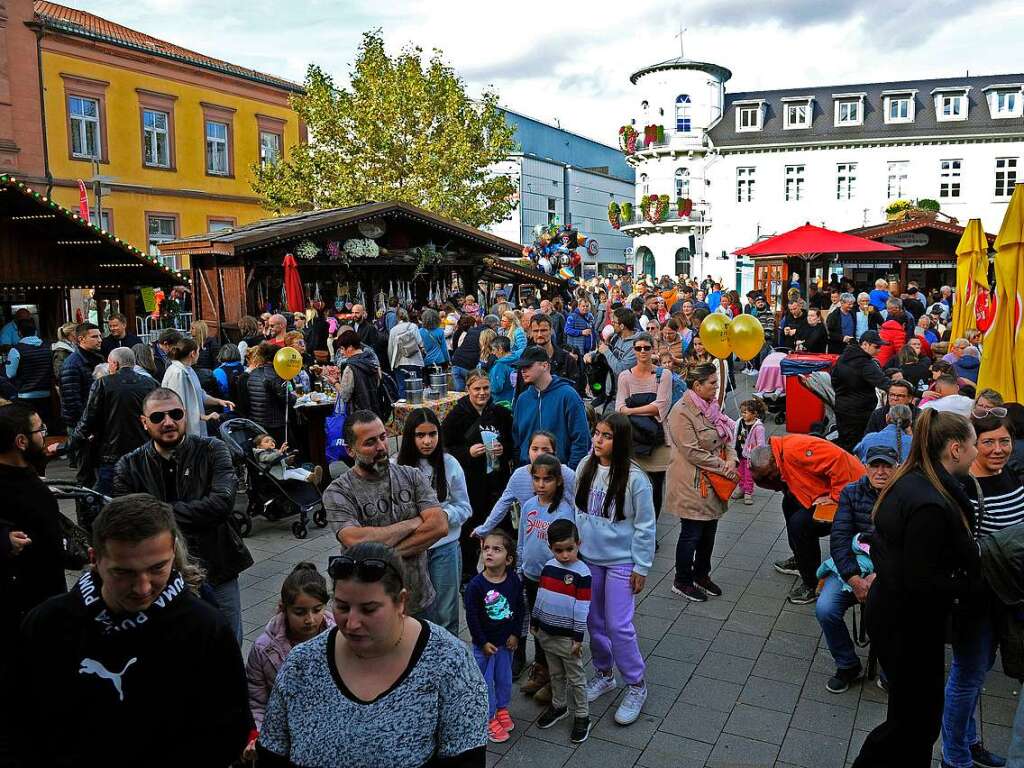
left=61, top=0, right=1024, bottom=147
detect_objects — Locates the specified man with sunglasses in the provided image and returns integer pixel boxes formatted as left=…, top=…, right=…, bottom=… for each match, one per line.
left=323, top=409, right=448, bottom=617
left=113, top=387, right=251, bottom=642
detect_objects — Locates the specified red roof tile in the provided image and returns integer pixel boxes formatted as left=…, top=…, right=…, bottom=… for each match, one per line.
left=33, top=1, right=303, bottom=93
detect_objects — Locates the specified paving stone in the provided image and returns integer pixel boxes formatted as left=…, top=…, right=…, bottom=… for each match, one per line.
left=752, top=651, right=811, bottom=683
left=981, top=694, right=1018, bottom=727
left=983, top=670, right=1021, bottom=699
left=633, top=682, right=682, bottom=718
left=724, top=609, right=779, bottom=636
left=660, top=700, right=729, bottom=743
left=686, top=597, right=736, bottom=621
left=638, top=731, right=712, bottom=768
left=847, top=729, right=870, bottom=763
left=854, top=699, right=887, bottom=732
left=791, top=696, right=857, bottom=739
left=710, top=629, right=766, bottom=660
left=632, top=613, right=674, bottom=640
left=678, top=675, right=744, bottom=713
left=707, top=732, right=780, bottom=767
left=763, top=630, right=820, bottom=659
left=643, top=655, right=696, bottom=690
left=650, top=633, right=711, bottom=664
left=562, top=736, right=642, bottom=768
left=695, top=651, right=756, bottom=685
left=801, top=672, right=862, bottom=710
left=774, top=609, right=824, bottom=638
left=739, top=675, right=802, bottom=713
left=720, top=553, right=764, bottom=572
left=635, top=595, right=685, bottom=620
left=778, top=726, right=848, bottom=768
left=735, top=591, right=786, bottom=617
left=723, top=703, right=792, bottom=745
left=745, top=577, right=795, bottom=598
left=495, top=735, right=572, bottom=768
left=708, top=565, right=755, bottom=588
left=667, top=613, right=723, bottom=640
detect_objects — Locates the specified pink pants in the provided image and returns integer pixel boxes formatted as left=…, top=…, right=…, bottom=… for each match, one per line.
left=738, top=457, right=754, bottom=495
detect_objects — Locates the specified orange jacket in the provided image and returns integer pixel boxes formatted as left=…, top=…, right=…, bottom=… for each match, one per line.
left=769, top=435, right=865, bottom=509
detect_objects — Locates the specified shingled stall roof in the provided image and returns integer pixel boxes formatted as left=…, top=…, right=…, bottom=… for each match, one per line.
left=848, top=217, right=997, bottom=246
left=709, top=72, right=1024, bottom=148
left=32, top=1, right=304, bottom=93
left=161, top=200, right=566, bottom=288
left=0, top=173, right=186, bottom=288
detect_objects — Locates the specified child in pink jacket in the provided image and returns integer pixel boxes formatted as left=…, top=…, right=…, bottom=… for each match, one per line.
left=732, top=399, right=767, bottom=505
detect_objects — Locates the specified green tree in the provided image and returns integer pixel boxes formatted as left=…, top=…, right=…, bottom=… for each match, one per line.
left=252, top=31, right=519, bottom=229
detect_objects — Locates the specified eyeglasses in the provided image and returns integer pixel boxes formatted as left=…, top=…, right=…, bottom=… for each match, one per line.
left=29, top=424, right=47, bottom=437
left=633, top=345, right=653, bottom=352
left=146, top=408, right=185, bottom=424
left=328, top=555, right=401, bottom=583
left=973, top=406, right=1008, bottom=419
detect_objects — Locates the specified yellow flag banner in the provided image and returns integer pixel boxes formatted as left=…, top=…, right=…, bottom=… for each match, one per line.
left=141, top=287, right=157, bottom=313
left=951, top=219, right=989, bottom=342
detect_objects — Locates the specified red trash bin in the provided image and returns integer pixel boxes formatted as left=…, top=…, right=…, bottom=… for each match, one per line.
left=782, top=353, right=838, bottom=434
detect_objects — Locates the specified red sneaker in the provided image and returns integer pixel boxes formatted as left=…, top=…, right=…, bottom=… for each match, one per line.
left=496, top=707, right=515, bottom=732
left=488, top=717, right=509, bottom=743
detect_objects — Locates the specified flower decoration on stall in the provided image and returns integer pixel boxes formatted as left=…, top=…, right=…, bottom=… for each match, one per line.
left=409, top=242, right=447, bottom=277
left=608, top=201, right=621, bottom=230
left=618, top=125, right=638, bottom=155
left=641, top=194, right=670, bottom=224
left=326, top=240, right=342, bottom=260
left=343, top=238, right=380, bottom=259
left=295, top=240, right=320, bottom=260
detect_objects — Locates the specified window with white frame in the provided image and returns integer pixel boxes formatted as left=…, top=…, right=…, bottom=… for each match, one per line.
left=260, top=131, right=281, bottom=165
left=886, top=96, right=913, bottom=123
left=995, top=157, right=1018, bottom=198
left=737, top=105, right=761, bottom=131
left=836, top=163, right=857, bottom=200
left=69, top=96, right=101, bottom=159
left=547, top=197, right=557, bottom=224
left=940, top=159, right=961, bottom=199
left=89, top=210, right=112, bottom=232
left=835, top=100, right=861, bottom=126
left=736, top=167, right=755, bottom=203
left=938, top=93, right=966, bottom=121
left=675, top=168, right=690, bottom=198
left=147, top=215, right=178, bottom=269
left=784, top=165, right=805, bottom=202
left=142, top=109, right=170, bottom=168
left=784, top=102, right=810, bottom=129
left=887, top=161, right=909, bottom=199
left=205, top=120, right=229, bottom=175
left=675, top=94, right=692, bottom=132
left=993, top=90, right=1021, bottom=117
left=639, top=173, right=649, bottom=196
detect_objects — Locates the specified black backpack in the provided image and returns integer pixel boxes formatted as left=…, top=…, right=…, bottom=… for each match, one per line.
left=373, top=372, right=398, bottom=424
left=231, top=369, right=251, bottom=417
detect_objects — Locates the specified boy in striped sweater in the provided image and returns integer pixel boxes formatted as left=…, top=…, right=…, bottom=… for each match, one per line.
left=530, top=519, right=592, bottom=743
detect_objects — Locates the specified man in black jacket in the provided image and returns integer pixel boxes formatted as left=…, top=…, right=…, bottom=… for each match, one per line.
left=3, top=494, right=250, bottom=767
left=825, top=293, right=857, bottom=353
left=99, top=312, right=142, bottom=358
left=59, top=321, right=104, bottom=432
left=450, top=321, right=485, bottom=391
left=815, top=446, right=897, bottom=693
left=113, top=387, right=251, bottom=643
left=863, top=380, right=920, bottom=435
left=76, top=347, right=158, bottom=497
left=246, top=342, right=290, bottom=444
left=831, top=331, right=896, bottom=452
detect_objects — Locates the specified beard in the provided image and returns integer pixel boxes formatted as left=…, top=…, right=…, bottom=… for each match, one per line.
left=355, top=452, right=389, bottom=475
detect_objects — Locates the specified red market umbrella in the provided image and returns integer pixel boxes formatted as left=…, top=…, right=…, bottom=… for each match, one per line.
left=283, top=253, right=306, bottom=313
left=734, top=222, right=900, bottom=292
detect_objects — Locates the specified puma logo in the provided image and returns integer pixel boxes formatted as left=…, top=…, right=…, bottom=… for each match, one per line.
left=79, top=657, right=137, bottom=702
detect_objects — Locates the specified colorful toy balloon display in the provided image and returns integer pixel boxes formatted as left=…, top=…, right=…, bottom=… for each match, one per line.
left=699, top=314, right=733, bottom=360
left=727, top=314, right=766, bottom=361
left=273, top=346, right=303, bottom=381
left=521, top=223, right=591, bottom=284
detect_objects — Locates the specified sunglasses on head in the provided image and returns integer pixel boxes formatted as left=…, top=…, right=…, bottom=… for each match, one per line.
left=146, top=408, right=185, bottom=424
left=328, top=555, right=401, bottom=583
left=973, top=406, right=1008, bottom=419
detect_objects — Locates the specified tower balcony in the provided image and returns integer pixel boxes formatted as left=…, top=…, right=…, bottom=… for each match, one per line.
left=618, top=202, right=711, bottom=235
left=619, top=124, right=705, bottom=165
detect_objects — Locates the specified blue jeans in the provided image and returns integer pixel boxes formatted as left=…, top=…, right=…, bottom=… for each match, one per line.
left=451, top=365, right=471, bottom=392
left=421, top=539, right=461, bottom=636
left=94, top=463, right=116, bottom=498
left=210, top=578, right=243, bottom=645
left=393, top=365, right=422, bottom=400
left=815, top=573, right=860, bottom=671
left=474, top=645, right=513, bottom=720
left=942, top=606, right=996, bottom=768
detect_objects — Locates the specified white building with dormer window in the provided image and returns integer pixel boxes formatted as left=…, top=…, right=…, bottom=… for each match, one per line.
left=619, top=57, right=1024, bottom=291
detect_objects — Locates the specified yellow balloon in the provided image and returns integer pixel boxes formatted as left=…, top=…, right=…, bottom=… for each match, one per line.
left=699, top=313, right=732, bottom=360
left=727, top=314, right=766, bottom=361
left=273, top=346, right=303, bottom=381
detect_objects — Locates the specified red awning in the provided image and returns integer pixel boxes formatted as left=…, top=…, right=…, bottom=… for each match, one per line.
left=735, top=223, right=902, bottom=257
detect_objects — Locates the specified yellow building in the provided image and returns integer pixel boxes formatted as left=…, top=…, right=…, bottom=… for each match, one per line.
left=31, top=1, right=303, bottom=270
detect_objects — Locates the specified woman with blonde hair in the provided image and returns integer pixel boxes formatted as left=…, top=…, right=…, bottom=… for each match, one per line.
left=190, top=319, right=219, bottom=370
left=500, top=311, right=527, bottom=355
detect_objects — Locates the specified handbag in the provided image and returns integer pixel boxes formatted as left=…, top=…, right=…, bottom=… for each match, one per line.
left=324, top=398, right=349, bottom=463
left=626, top=392, right=663, bottom=456
left=702, top=447, right=738, bottom=502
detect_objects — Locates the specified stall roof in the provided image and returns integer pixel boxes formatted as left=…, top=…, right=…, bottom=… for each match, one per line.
left=0, top=174, right=187, bottom=288
left=162, top=200, right=566, bottom=287
left=847, top=217, right=997, bottom=246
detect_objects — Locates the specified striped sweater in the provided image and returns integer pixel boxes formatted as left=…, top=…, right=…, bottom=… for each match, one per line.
left=531, top=558, right=591, bottom=641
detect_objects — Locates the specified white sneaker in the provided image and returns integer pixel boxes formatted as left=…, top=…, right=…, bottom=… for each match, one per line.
left=585, top=671, right=617, bottom=703
left=614, top=683, right=647, bottom=725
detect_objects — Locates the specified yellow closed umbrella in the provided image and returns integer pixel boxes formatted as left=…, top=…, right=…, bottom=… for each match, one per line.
left=951, top=218, right=989, bottom=341
left=978, top=184, right=1024, bottom=401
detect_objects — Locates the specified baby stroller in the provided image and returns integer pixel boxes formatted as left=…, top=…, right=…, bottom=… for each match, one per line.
left=753, top=349, right=790, bottom=425
left=796, top=371, right=839, bottom=441
left=218, top=418, right=327, bottom=540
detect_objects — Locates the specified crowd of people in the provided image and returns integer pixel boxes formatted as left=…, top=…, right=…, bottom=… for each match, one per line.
left=1, top=270, right=1023, bottom=768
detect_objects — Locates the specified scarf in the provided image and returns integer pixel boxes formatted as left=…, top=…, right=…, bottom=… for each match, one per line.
left=686, top=388, right=734, bottom=442
left=75, top=569, right=188, bottom=635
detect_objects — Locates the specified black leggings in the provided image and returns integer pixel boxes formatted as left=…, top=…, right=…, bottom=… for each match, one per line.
left=648, top=471, right=665, bottom=521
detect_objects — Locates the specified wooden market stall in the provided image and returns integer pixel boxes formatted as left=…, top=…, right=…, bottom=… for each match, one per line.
left=0, top=173, right=186, bottom=337
left=160, top=201, right=565, bottom=338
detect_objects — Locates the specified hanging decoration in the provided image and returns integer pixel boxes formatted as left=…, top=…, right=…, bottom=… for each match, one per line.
left=641, top=195, right=670, bottom=224
left=343, top=238, right=379, bottom=259
left=676, top=197, right=693, bottom=218
left=326, top=240, right=342, bottom=260
left=295, top=240, right=319, bottom=260
left=618, top=125, right=638, bottom=154
left=608, top=202, right=621, bottom=230
left=520, top=223, right=589, bottom=284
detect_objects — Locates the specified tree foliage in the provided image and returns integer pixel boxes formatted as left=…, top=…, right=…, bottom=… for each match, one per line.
left=252, top=31, right=519, bottom=229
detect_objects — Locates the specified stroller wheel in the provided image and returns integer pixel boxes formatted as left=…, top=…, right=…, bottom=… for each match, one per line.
left=230, top=509, right=253, bottom=537
left=774, top=413, right=786, bottom=425
left=313, top=507, right=328, bottom=528
left=291, top=521, right=308, bottom=539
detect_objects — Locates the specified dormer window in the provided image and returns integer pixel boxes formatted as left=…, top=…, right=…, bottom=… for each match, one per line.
left=782, top=97, right=813, bottom=129
left=933, top=87, right=970, bottom=122
left=734, top=99, right=764, bottom=132
left=984, top=84, right=1024, bottom=119
left=833, top=93, right=865, bottom=127
left=882, top=90, right=916, bottom=124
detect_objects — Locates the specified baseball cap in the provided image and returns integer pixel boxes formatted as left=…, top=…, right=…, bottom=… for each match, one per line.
left=510, top=346, right=550, bottom=368
left=859, top=330, right=890, bottom=346
left=865, top=445, right=900, bottom=466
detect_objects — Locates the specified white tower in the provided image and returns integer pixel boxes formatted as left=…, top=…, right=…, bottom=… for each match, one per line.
left=618, top=58, right=732, bottom=283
